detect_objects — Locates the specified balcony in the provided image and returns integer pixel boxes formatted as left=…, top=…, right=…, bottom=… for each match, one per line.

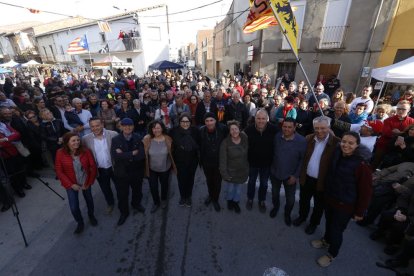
left=88, top=37, right=142, bottom=53
left=318, top=26, right=349, bottom=49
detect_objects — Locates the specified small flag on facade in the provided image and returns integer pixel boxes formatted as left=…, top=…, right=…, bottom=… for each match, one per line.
left=98, top=44, right=109, bottom=54
left=98, top=21, right=112, bottom=33
left=67, top=35, right=89, bottom=55
left=243, top=0, right=278, bottom=33
left=269, top=0, right=299, bottom=57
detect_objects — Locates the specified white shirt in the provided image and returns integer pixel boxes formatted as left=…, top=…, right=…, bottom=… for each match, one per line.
left=360, top=136, right=377, bottom=153
left=93, top=134, right=112, bottom=169
left=350, top=97, right=374, bottom=114
left=76, top=109, right=92, bottom=136
left=306, top=134, right=330, bottom=178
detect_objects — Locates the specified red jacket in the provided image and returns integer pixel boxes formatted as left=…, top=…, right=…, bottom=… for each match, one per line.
left=55, top=148, right=97, bottom=190
left=376, top=115, right=414, bottom=150
left=0, top=124, right=20, bottom=158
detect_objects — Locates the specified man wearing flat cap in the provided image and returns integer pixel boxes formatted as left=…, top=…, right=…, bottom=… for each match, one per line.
left=111, top=118, right=146, bottom=226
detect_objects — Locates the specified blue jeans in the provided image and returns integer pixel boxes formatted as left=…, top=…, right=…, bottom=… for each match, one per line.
left=97, top=167, right=115, bottom=206
left=66, top=187, right=94, bottom=224
left=247, top=167, right=270, bottom=202
left=270, top=174, right=297, bottom=216
left=224, top=181, right=242, bottom=202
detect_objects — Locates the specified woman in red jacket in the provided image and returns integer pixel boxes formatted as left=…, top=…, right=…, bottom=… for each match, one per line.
left=55, top=132, right=97, bottom=234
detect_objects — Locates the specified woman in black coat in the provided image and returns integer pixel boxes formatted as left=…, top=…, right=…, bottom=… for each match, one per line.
left=295, top=100, right=313, bottom=136
left=25, top=110, right=45, bottom=170
left=169, top=113, right=200, bottom=207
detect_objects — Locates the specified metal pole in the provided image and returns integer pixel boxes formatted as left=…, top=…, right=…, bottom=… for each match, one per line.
left=374, top=82, right=387, bottom=110
left=268, top=1, right=323, bottom=116
left=355, top=0, right=385, bottom=92
left=165, top=5, right=170, bottom=49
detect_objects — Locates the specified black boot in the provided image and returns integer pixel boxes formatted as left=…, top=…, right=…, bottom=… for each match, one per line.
left=227, top=200, right=234, bottom=210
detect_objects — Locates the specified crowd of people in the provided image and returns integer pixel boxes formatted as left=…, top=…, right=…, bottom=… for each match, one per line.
left=0, top=66, right=413, bottom=270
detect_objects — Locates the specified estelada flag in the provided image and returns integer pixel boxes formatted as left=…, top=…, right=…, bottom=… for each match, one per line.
left=269, top=0, right=299, bottom=57
left=98, top=21, right=112, bottom=33
left=67, top=35, right=89, bottom=55
left=243, top=0, right=278, bottom=33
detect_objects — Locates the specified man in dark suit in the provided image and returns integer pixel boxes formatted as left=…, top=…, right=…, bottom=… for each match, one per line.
left=127, top=99, right=149, bottom=138
left=111, top=118, right=145, bottom=226
left=195, top=90, right=217, bottom=126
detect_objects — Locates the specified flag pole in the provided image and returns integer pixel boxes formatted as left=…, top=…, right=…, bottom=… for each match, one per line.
left=269, top=1, right=324, bottom=116
left=84, top=34, right=93, bottom=70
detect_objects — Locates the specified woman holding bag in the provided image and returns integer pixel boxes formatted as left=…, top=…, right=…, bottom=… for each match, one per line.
left=55, top=132, right=98, bottom=234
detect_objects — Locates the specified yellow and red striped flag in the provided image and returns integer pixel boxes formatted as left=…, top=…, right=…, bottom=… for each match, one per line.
left=243, top=0, right=278, bottom=33
left=98, top=21, right=112, bottom=33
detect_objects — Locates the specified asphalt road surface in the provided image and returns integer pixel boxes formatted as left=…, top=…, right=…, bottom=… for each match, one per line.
left=0, top=168, right=405, bottom=276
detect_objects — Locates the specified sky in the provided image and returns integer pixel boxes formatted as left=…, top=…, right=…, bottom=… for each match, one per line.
left=0, top=0, right=234, bottom=48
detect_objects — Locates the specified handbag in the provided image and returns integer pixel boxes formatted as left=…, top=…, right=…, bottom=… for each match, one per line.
left=14, top=141, right=31, bottom=157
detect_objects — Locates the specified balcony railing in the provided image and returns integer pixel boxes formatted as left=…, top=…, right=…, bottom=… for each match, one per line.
left=88, top=37, right=142, bottom=53
left=318, top=26, right=349, bottom=49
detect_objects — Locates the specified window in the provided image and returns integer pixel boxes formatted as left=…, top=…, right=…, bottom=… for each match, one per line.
left=282, top=0, right=306, bottom=50
left=84, top=59, right=94, bottom=65
left=226, top=29, right=230, bottom=46
left=126, top=58, right=132, bottom=63
left=49, top=45, right=55, bottom=59
left=234, top=62, right=240, bottom=75
left=277, top=62, right=297, bottom=80
left=42, top=46, right=47, bottom=57
left=147, top=26, right=161, bottom=41
left=100, top=32, right=106, bottom=43
left=60, top=45, right=64, bottom=55
left=394, top=49, right=414, bottom=63
left=319, top=0, right=352, bottom=49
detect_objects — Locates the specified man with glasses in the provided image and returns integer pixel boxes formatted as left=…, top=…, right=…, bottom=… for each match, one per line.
left=308, top=84, right=330, bottom=111
left=371, top=100, right=414, bottom=169
left=350, top=85, right=374, bottom=114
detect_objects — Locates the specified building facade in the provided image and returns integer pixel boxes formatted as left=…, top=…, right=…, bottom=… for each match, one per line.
left=195, top=30, right=213, bottom=74
left=214, top=0, right=397, bottom=92
left=35, top=6, right=169, bottom=76
left=377, top=0, right=414, bottom=66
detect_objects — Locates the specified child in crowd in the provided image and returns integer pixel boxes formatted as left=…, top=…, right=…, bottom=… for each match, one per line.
left=64, top=103, right=83, bottom=129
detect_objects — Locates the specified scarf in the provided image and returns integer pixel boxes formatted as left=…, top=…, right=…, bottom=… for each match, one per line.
left=283, top=104, right=294, bottom=119
left=161, top=106, right=170, bottom=126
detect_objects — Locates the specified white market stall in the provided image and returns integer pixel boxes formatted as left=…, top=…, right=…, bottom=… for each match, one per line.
left=371, top=56, right=414, bottom=107
left=371, top=56, right=414, bottom=83
left=0, top=60, right=20, bottom=68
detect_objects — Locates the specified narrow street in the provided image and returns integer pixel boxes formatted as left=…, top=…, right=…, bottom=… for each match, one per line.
left=0, top=168, right=395, bottom=275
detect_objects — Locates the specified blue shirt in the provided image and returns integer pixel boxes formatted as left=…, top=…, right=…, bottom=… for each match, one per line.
left=271, top=132, right=307, bottom=180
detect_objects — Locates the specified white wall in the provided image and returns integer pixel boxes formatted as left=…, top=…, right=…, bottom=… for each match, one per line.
left=35, top=13, right=169, bottom=76
left=0, top=37, right=15, bottom=57
left=138, top=6, right=170, bottom=71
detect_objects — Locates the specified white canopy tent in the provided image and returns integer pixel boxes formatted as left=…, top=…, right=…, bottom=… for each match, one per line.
left=0, top=60, right=19, bottom=67
left=21, top=59, right=41, bottom=67
left=371, top=56, right=414, bottom=83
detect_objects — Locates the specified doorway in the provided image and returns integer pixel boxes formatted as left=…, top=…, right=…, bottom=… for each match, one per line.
left=316, top=63, right=341, bottom=83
